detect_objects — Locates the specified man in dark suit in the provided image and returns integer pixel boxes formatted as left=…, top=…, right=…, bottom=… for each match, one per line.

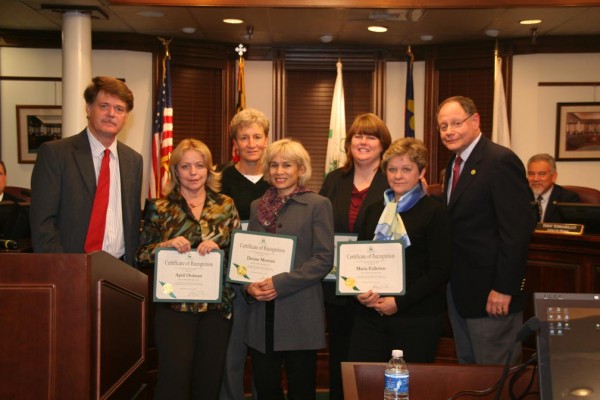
left=30, top=76, right=143, bottom=265
left=527, top=153, right=580, bottom=223
left=439, top=96, right=534, bottom=365
left=0, top=161, right=22, bottom=203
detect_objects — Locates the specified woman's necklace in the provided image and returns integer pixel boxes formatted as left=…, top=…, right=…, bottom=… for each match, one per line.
left=186, top=195, right=205, bottom=210
left=187, top=200, right=204, bottom=209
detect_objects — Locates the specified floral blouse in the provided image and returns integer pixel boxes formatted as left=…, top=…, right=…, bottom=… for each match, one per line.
left=136, top=188, right=241, bottom=318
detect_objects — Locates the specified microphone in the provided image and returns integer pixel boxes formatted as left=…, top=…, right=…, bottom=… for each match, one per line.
left=0, top=239, right=18, bottom=250
left=493, top=317, right=540, bottom=400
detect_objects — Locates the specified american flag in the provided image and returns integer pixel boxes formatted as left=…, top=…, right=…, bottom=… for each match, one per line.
left=149, top=44, right=173, bottom=198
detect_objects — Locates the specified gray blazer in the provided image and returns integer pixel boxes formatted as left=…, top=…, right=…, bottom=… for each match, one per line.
left=30, top=130, right=143, bottom=265
left=246, top=191, right=334, bottom=352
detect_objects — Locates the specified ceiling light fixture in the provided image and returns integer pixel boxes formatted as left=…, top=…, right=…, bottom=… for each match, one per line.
left=570, top=387, right=593, bottom=397
left=368, top=26, right=388, bottom=33
left=420, top=34, right=433, bottom=41
left=319, top=34, right=333, bottom=43
left=520, top=19, right=542, bottom=25
left=485, top=29, right=500, bottom=37
left=182, top=27, right=196, bottom=34
left=224, top=18, right=244, bottom=24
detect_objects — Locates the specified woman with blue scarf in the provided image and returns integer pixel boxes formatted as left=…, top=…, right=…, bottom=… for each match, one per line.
left=348, top=137, right=452, bottom=363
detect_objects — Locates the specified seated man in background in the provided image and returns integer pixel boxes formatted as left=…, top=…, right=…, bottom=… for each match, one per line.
left=527, top=153, right=579, bottom=223
left=0, top=161, right=22, bottom=202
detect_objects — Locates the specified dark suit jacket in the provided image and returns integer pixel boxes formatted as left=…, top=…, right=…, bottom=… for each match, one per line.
left=444, top=136, right=534, bottom=318
left=542, top=184, right=581, bottom=223
left=30, top=130, right=143, bottom=265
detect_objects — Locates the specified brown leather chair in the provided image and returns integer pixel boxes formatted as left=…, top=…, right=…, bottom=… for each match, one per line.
left=563, top=185, right=600, bottom=204
left=426, top=183, right=444, bottom=198
left=3, top=186, right=31, bottom=202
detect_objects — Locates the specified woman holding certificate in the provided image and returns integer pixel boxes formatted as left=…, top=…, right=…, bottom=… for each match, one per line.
left=136, top=139, right=240, bottom=400
left=350, top=137, right=452, bottom=363
left=245, top=138, right=334, bottom=400
left=319, top=112, right=391, bottom=400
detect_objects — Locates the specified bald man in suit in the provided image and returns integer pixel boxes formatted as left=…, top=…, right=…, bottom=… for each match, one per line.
left=30, top=76, right=143, bottom=265
left=439, top=96, right=534, bottom=365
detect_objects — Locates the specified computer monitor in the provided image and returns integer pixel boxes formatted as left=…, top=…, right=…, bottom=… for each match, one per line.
left=556, top=202, right=600, bottom=234
left=534, top=292, right=600, bottom=400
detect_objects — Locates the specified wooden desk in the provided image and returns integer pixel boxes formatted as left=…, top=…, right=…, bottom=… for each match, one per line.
left=342, top=362, right=539, bottom=400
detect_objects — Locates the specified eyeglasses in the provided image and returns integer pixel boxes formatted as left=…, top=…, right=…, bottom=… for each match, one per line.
left=97, top=103, right=127, bottom=115
left=438, top=114, right=474, bottom=133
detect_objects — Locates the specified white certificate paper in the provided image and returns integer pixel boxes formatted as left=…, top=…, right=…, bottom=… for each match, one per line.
left=154, top=248, right=223, bottom=302
left=336, top=240, right=405, bottom=295
left=323, top=233, right=359, bottom=281
left=227, top=230, right=296, bottom=283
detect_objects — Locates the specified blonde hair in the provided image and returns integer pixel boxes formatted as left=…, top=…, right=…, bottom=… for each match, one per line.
left=229, top=108, right=270, bottom=140
left=163, top=139, right=221, bottom=196
left=261, top=138, right=312, bottom=187
left=381, top=137, right=429, bottom=173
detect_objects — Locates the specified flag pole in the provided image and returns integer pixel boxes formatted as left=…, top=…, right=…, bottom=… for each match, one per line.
left=232, top=44, right=247, bottom=163
left=149, top=37, right=174, bottom=198
left=404, top=45, right=415, bottom=138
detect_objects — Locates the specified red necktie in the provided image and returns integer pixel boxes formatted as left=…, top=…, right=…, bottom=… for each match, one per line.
left=451, top=155, right=462, bottom=193
left=85, top=149, right=110, bottom=253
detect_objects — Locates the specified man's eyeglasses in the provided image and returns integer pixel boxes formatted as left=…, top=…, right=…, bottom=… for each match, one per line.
left=438, top=114, right=474, bottom=133
left=97, top=103, right=127, bottom=115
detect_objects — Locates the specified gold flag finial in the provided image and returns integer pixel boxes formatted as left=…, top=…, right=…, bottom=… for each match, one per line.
left=158, top=37, right=172, bottom=58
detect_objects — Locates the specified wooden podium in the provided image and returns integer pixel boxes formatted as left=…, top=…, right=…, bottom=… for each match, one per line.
left=342, top=362, right=539, bottom=400
left=0, top=251, right=148, bottom=399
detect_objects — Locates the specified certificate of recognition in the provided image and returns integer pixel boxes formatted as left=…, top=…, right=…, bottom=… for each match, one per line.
left=154, top=248, right=224, bottom=303
left=227, top=230, right=296, bottom=283
left=336, top=240, right=405, bottom=295
left=323, top=233, right=359, bottom=281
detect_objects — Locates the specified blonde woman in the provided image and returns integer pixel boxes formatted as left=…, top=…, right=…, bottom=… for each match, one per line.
left=136, top=139, right=240, bottom=400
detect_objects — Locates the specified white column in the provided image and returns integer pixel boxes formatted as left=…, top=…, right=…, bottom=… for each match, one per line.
left=62, top=11, right=92, bottom=138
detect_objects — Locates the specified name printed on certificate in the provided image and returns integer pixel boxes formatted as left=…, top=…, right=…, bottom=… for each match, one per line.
left=227, top=230, right=296, bottom=284
left=323, top=233, right=358, bottom=281
left=336, top=240, right=405, bottom=296
left=154, top=248, right=223, bottom=303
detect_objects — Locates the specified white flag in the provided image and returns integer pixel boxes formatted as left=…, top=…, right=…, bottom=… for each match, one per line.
left=325, top=60, right=347, bottom=175
left=492, top=52, right=511, bottom=148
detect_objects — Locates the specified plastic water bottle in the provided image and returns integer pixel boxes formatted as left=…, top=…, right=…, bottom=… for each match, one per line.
left=383, top=349, right=409, bottom=400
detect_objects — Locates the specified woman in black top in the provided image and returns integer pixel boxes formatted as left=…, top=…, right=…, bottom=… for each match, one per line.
left=319, top=113, right=391, bottom=400
left=350, top=138, right=452, bottom=363
left=219, top=108, right=271, bottom=400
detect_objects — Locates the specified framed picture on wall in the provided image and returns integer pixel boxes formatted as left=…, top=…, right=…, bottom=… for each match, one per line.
left=555, top=102, right=600, bottom=161
left=16, top=105, right=62, bottom=164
